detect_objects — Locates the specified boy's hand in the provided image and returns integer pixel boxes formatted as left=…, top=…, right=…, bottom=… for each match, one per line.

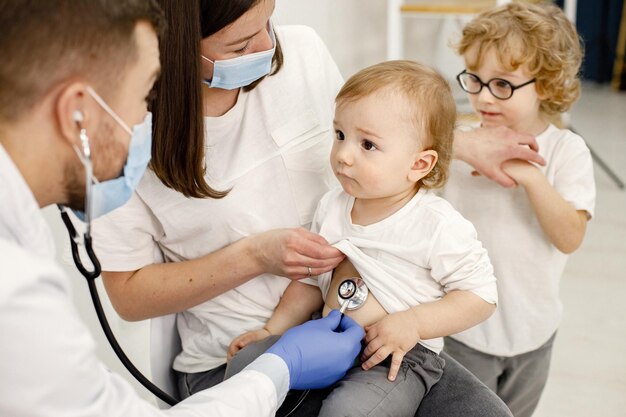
left=501, top=159, right=541, bottom=187
left=360, top=310, right=420, bottom=381
left=227, top=328, right=272, bottom=360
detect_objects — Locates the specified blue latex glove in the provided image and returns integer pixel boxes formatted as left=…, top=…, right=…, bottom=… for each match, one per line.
left=267, top=309, right=364, bottom=390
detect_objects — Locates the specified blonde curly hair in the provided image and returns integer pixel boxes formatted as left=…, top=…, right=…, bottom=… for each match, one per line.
left=336, top=60, right=456, bottom=189
left=453, top=1, right=583, bottom=116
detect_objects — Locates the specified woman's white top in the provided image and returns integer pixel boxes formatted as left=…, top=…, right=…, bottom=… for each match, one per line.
left=92, top=25, right=344, bottom=372
left=0, top=144, right=289, bottom=417
left=442, top=124, right=596, bottom=356
left=304, top=187, right=498, bottom=354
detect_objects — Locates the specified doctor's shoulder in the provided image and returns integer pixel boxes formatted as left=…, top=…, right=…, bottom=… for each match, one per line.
left=0, top=239, right=68, bottom=303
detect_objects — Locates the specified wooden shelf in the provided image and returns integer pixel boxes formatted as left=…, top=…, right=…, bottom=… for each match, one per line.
left=400, top=0, right=496, bottom=15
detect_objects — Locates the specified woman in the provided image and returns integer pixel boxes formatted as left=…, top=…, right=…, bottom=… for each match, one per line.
left=93, top=1, right=513, bottom=415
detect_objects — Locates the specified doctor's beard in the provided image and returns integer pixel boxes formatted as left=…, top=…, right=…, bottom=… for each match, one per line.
left=63, top=121, right=127, bottom=212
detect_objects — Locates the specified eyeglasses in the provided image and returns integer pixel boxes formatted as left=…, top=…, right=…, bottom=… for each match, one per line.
left=456, top=70, right=536, bottom=100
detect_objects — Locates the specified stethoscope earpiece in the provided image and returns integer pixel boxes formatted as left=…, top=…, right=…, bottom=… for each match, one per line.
left=73, top=110, right=84, bottom=124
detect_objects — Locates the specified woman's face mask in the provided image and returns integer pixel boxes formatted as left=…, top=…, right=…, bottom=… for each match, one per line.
left=201, top=22, right=276, bottom=90
left=71, top=86, right=152, bottom=223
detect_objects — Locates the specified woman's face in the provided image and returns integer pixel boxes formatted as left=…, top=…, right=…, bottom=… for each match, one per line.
left=200, top=0, right=275, bottom=81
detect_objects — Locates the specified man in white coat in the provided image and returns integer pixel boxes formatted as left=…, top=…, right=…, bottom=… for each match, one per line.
left=0, top=1, right=363, bottom=416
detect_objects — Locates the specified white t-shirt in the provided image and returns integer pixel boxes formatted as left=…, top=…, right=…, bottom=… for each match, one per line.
left=304, top=187, right=498, bottom=353
left=92, top=25, right=344, bottom=372
left=442, top=124, right=596, bottom=356
left=0, top=144, right=288, bottom=417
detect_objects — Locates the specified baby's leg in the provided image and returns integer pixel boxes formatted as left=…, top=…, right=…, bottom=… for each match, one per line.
left=319, top=345, right=444, bottom=417
left=224, top=335, right=281, bottom=379
left=175, top=364, right=226, bottom=399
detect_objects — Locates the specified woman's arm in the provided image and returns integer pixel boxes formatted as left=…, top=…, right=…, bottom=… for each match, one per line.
left=454, top=126, right=546, bottom=188
left=502, top=160, right=588, bottom=253
left=103, top=228, right=343, bottom=321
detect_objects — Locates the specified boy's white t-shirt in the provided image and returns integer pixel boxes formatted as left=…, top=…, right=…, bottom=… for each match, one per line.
left=91, top=25, right=343, bottom=373
left=442, top=124, right=596, bottom=356
left=303, top=187, right=498, bottom=354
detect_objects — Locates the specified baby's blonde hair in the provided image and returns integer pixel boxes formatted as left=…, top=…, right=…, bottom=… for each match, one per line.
left=454, top=1, right=583, bottom=115
left=336, top=60, right=456, bottom=189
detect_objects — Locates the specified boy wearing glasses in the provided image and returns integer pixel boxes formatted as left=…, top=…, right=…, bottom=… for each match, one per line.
left=442, top=3, right=595, bottom=417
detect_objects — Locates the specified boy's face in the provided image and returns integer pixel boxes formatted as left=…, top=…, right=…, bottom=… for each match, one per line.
left=331, top=89, right=429, bottom=201
left=464, top=45, right=545, bottom=135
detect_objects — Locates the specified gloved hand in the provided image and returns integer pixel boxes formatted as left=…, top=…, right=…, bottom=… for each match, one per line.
left=267, top=310, right=364, bottom=390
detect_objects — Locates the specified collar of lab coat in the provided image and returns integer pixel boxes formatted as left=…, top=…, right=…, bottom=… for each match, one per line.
left=0, top=144, right=55, bottom=259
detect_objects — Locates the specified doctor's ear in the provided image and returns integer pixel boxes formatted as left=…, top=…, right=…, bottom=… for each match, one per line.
left=54, top=82, right=101, bottom=147
left=408, top=150, right=438, bottom=182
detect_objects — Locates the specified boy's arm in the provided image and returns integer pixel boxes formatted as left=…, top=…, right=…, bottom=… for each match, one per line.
left=503, top=159, right=588, bottom=254
left=265, top=281, right=324, bottom=335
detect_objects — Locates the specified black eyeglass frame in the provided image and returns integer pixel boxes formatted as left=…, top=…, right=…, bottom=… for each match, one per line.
left=456, top=70, right=536, bottom=100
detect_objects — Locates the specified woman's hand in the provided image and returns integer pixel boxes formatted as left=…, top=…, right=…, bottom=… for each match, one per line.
left=454, top=126, right=546, bottom=188
left=250, top=228, right=345, bottom=280
left=227, top=328, right=272, bottom=361
left=360, top=310, right=420, bottom=381
left=501, top=159, right=541, bottom=188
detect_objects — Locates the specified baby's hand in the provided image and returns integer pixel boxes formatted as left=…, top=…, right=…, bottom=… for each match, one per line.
left=227, top=328, right=272, bottom=361
left=501, top=159, right=540, bottom=187
left=360, top=310, right=420, bottom=381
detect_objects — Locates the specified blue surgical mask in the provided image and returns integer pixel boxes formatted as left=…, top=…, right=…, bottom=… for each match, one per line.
left=201, top=22, right=276, bottom=90
left=71, top=86, right=152, bottom=223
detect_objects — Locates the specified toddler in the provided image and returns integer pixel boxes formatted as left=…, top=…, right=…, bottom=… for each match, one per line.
left=230, top=60, right=499, bottom=417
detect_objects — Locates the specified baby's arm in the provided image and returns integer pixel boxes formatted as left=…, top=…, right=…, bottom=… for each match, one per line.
left=228, top=281, right=323, bottom=359
left=502, top=159, right=588, bottom=253
left=361, top=291, right=494, bottom=380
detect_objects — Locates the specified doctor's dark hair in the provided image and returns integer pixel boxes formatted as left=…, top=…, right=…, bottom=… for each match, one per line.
left=336, top=61, right=456, bottom=190
left=149, top=0, right=283, bottom=199
left=0, top=0, right=164, bottom=123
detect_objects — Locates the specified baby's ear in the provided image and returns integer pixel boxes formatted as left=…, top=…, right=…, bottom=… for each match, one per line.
left=408, top=150, right=438, bottom=182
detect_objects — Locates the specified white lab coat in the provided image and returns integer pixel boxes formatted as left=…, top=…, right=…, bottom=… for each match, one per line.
left=0, top=144, right=289, bottom=416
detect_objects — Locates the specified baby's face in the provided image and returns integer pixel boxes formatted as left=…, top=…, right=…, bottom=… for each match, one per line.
left=463, top=45, right=546, bottom=135
left=331, top=89, right=426, bottom=201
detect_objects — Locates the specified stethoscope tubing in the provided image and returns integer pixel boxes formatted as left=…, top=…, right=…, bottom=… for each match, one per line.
left=59, top=207, right=309, bottom=414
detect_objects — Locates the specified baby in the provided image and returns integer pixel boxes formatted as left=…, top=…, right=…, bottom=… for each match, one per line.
left=229, top=61, right=498, bottom=417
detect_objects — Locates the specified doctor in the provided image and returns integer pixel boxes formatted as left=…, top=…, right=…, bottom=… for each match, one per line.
left=0, top=1, right=363, bottom=416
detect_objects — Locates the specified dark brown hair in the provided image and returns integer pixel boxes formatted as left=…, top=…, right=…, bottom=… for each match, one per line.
left=150, top=0, right=283, bottom=199
left=0, top=0, right=164, bottom=123
left=336, top=61, right=456, bottom=189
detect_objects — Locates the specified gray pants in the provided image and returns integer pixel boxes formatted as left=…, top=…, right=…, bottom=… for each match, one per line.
left=444, top=333, right=556, bottom=417
left=319, top=343, right=444, bottom=417
left=178, top=334, right=513, bottom=417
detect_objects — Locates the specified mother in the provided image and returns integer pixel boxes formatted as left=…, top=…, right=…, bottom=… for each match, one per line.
left=93, top=1, right=521, bottom=415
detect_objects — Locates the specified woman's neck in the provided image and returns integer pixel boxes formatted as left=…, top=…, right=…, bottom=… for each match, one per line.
left=202, top=86, right=240, bottom=117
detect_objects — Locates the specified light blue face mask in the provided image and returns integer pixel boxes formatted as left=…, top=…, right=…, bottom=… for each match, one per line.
left=201, top=22, right=276, bottom=90
left=71, top=86, right=152, bottom=223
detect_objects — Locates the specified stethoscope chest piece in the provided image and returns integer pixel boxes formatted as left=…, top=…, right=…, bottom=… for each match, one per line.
left=338, top=277, right=369, bottom=313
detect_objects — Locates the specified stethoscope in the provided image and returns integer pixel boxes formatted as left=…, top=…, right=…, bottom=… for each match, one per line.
left=337, top=277, right=369, bottom=314
left=58, top=207, right=180, bottom=406
left=59, top=206, right=371, bottom=414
